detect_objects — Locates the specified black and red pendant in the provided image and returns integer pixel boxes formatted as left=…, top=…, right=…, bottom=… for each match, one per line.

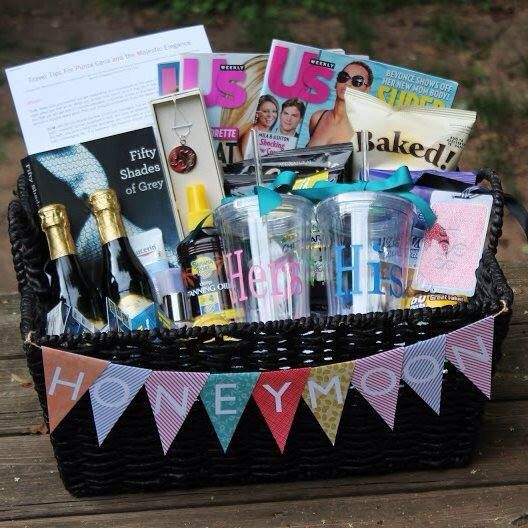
left=168, top=144, right=197, bottom=173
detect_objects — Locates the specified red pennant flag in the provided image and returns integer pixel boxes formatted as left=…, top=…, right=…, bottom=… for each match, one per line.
left=42, top=346, right=109, bottom=432
left=252, top=368, right=310, bottom=453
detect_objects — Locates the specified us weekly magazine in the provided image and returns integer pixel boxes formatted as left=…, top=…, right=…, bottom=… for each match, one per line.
left=180, top=53, right=268, bottom=164
left=251, top=40, right=458, bottom=156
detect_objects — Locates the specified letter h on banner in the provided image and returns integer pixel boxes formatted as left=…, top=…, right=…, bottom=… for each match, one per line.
left=43, top=347, right=109, bottom=433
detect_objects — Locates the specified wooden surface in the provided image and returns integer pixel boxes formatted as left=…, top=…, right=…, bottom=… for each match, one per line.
left=0, top=259, right=526, bottom=527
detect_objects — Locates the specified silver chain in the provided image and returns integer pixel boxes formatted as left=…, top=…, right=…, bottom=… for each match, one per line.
left=172, top=96, right=192, bottom=146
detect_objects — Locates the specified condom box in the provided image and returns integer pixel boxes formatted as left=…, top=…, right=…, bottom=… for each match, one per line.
left=253, top=39, right=458, bottom=156
left=151, top=89, right=225, bottom=236
left=178, top=53, right=268, bottom=166
left=20, top=126, right=183, bottom=282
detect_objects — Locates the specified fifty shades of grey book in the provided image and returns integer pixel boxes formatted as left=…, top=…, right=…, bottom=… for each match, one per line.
left=22, top=126, right=181, bottom=281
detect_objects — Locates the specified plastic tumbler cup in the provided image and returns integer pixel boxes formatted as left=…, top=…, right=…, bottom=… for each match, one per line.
left=214, top=195, right=313, bottom=323
left=315, top=192, right=415, bottom=315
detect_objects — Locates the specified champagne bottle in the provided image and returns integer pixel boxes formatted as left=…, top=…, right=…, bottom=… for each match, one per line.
left=39, top=203, right=106, bottom=329
left=88, top=189, right=156, bottom=321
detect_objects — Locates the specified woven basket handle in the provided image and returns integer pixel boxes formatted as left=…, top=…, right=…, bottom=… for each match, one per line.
left=7, top=178, right=48, bottom=297
left=476, top=168, right=504, bottom=255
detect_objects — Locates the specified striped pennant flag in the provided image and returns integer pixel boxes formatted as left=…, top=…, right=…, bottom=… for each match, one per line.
left=446, top=316, right=495, bottom=398
left=146, top=371, right=209, bottom=455
left=402, top=335, right=446, bottom=414
left=352, top=348, right=404, bottom=430
left=89, top=363, right=151, bottom=445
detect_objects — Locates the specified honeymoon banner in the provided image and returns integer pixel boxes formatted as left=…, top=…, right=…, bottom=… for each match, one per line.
left=42, top=315, right=495, bottom=454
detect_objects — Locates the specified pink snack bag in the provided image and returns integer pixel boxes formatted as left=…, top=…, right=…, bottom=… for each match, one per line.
left=412, top=190, right=493, bottom=297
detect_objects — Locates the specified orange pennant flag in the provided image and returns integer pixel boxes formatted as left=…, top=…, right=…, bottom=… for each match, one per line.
left=42, top=346, right=109, bottom=432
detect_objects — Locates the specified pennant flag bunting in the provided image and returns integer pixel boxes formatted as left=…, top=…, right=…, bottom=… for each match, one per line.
left=89, top=363, right=151, bottom=445
left=38, top=314, right=496, bottom=451
left=352, top=348, right=404, bottom=429
left=302, top=361, right=355, bottom=444
left=402, top=335, right=446, bottom=414
left=43, top=347, right=109, bottom=433
left=446, top=315, right=495, bottom=398
left=253, top=368, right=310, bottom=453
left=200, top=372, right=260, bottom=452
left=146, top=371, right=209, bottom=454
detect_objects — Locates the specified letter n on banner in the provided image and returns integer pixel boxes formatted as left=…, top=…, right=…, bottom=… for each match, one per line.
left=352, top=348, right=404, bottom=430
left=43, top=347, right=109, bottom=433
left=145, top=371, right=209, bottom=455
left=446, top=316, right=494, bottom=398
left=252, top=368, right=310, bottom=453
left=302, top=361, right=355, bottom=445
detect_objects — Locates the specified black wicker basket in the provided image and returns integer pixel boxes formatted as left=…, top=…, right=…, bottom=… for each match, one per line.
left=8, top=169, right=513, bottom=497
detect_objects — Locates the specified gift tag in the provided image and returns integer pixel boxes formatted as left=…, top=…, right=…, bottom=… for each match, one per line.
left=412, top=190, right=493, bottom=297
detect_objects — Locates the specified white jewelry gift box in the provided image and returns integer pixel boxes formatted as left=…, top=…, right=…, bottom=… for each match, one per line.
left=151, top=89, right=225, bottom=236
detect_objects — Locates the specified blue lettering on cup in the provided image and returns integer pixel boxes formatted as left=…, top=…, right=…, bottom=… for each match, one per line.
left=334, top=245, right=403, bottom=298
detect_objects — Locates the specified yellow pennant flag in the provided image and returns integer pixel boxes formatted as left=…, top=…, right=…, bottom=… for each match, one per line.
left=302, top=361, right=355, bottom=445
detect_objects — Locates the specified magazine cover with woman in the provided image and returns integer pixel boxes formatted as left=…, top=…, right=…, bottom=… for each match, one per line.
left=250, top=40, right=458, bottom=157
left=180, top=53, right=268, bottom=164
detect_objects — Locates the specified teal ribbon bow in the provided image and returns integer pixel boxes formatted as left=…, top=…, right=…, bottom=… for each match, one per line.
left=223, top=166, right=437, bottom=228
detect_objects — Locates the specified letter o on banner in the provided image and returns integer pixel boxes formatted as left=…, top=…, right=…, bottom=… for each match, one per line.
left=360, top=367, right=397, bottom=397
left=403, top=354, right=442, bottom=385
left=91, top=377, right=131, bottom=409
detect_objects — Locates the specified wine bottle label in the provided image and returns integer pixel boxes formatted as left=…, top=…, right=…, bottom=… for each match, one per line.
left=46, top=301, right=69, bottom=335
left=64, top=306, right=97, bottom=334
left=118, top=293, right=155, bottom=319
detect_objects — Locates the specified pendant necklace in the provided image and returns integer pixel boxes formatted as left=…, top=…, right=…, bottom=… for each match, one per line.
left=168, top=97, right=197, bottom=174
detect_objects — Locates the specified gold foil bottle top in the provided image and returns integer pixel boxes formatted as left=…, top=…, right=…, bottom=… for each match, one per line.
left=38, top=203, right=76, bottom=259
left=88, top=188, right=121, bottom=213
left=88, top=188, right=126, bottom=244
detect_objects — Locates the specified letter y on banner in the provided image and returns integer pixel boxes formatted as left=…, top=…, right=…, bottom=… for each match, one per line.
left=253, top=368, right=310, bottom=453
left=43, top=347, right=109, bottom=433
left=446, top=316, right=494, bottom=398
